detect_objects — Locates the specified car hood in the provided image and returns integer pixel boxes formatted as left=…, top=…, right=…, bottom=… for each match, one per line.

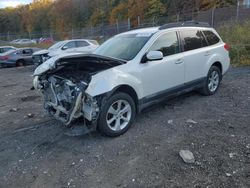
left=33, top=49, right=49, bottom=56
left=33, top=53, right=126, bottom=76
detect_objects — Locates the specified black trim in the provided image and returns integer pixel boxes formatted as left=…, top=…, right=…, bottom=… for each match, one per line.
left=138, top=77, right=206, bottom=112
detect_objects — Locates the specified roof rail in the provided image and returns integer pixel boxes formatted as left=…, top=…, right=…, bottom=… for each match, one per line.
left=159, top=21, right=211, bottom=30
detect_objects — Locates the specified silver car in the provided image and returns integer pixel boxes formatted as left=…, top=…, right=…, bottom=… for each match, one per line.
left=0, top=48, right=40, bottom=68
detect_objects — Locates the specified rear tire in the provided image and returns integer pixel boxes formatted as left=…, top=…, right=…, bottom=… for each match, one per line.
left=200, top=66, right=222, bottom=96
left=98, top=92, right=136, bottom=137
left=16, top=60, right=25, bottom=67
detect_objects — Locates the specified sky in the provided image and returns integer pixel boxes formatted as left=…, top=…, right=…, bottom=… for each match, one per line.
left=0, top=0, right=33, bottom=8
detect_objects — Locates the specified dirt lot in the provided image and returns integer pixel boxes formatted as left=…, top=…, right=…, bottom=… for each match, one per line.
left=0, top=66, right=249, bottom=188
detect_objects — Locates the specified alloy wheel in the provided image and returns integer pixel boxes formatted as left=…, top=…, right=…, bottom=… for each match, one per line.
left=106, top=99, right=132, bottom=131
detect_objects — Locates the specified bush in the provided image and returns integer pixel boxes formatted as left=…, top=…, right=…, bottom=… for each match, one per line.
left=218, top=21, right=250, bottom=66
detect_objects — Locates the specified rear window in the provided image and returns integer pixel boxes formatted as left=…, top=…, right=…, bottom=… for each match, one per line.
left=89, top=40, right=99, bottom=45
left=76, top=41, right=89, bottom=47
left=180, top=30, right=208, bottom=51
left=203, top=30, right=220, bottom=45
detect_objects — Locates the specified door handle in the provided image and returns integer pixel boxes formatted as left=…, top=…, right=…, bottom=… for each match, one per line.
left=175, top=59, right=183, bottom=64
left=205, top=51, right=211, bottom=56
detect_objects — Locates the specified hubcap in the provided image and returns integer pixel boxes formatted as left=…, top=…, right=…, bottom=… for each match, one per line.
left=106, top=100, right=132, bottom=131
left=208, top=71, right=219, bottom=92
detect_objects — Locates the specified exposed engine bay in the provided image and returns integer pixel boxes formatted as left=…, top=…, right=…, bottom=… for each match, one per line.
left=34, top=54, right=125, bottom=126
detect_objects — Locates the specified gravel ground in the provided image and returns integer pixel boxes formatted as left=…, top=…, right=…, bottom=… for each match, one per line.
left=0, top=66, right=249, bottom=188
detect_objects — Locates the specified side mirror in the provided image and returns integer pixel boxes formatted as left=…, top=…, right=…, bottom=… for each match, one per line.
left=141, top=51, right=163, bottom=64
left=62, top=46, right=68, bottom=50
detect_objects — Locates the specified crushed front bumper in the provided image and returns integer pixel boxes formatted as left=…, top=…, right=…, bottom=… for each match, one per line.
left=34, top=76, right=100, bottom=125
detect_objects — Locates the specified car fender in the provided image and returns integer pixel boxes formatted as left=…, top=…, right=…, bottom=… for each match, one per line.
left=204, top=53, right=224, bottom=75
left=85, top=68, right=143, bottom=99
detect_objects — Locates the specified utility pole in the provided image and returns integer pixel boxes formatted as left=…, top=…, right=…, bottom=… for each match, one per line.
left=116, top=19, right=119, bottom=33
left=211, top=6, right=215, bottom=27
left=137, top=16, right=140, bottom=27
left=236, top=0, right=240, bottom=22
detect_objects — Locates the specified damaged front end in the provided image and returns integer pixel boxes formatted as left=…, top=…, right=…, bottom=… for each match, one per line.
left=33, top=54, right=125, bottom=126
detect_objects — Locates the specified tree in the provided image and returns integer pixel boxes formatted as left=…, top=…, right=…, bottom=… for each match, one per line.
left=109, top=1, right=128, bottom=23
left=145, top=0, right=167, bottom=19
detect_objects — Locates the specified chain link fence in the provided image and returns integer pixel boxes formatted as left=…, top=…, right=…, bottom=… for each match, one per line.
left=0, top=5, right=249, bottom=43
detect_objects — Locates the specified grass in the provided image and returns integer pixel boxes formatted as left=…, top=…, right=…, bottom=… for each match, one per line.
left=218, top=21, right=250, bottom=66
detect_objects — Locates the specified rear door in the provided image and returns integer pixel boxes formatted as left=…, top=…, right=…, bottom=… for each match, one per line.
left=140, top=31, right=185, bottom=98
left=179, top=29, right=209, bottom=83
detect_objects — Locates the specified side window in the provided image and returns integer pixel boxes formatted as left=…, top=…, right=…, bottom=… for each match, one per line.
left=149, top=32, right=180, bottom=57
left=0, top=49, right=3, bottom=53
left=180, top=30, right=208, bottom=51
left=63, top=41, right=76, bottom=49
left=203, top=30, right=220, bottom=45
left=76, top=41, right=89, bottom=47
left=23, top=49, right=33, bottom=55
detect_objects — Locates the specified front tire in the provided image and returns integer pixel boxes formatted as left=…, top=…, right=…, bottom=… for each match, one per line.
left=200, top=66, right=222, bottom=96
left=98, top=92, right=136, bottom=137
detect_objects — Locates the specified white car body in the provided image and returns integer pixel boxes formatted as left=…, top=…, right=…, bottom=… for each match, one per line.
left=32, top=39, right=99, bottom=66
left=33, top=39, right=99, bottom=57
left=34, top=22, right=230, bottom=136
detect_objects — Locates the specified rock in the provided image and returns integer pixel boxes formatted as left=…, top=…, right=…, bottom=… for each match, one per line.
left=229, top=152, right=237, bottom=158
left=186, top=119, right=198, bottom=124
left=179, top=150, right=195, bottom=163
left=168, top=120, right=173, bottom=124
left=226, top=173, right=232, bottom=177
left=246, top=144, right=250, bottom=149
left=27, top=113, right=34, bottom=118
left=10, top=108, right=19, bottom=112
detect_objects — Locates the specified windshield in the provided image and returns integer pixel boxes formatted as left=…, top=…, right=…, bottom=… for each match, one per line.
left=48, top=41, right=65, bottom=50
left=94, top=33, right=152, bottom=61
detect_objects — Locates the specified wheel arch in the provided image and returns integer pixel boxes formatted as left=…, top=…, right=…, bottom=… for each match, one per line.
left=111, top=85, right=139, bottom=113
left=211, top=61, right=222, bottom=73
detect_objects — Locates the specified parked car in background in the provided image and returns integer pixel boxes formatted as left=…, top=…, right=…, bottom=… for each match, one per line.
left=0, top=47, right=40, bottom=68
left=33, top=22, right=230, bottom=137
left=39, top=37, right=54, bottom=45
left=0, top=46, right=16, bottom=54
left=10, top=39, right=21, bottom=44
left=32, top=39, right=99, bottom=67
left=10, top=39, right=36, bottom=45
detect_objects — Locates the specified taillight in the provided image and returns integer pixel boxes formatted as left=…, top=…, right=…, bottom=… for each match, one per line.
left=224, top=43, right=230, bottom=51
left=0, top=56, right=9, bottom=60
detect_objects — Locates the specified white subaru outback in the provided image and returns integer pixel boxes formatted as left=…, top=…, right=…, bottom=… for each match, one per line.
left=33, top=22, right=230, bottom=137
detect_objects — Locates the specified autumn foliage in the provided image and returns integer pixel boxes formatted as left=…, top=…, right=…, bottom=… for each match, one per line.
left=0, top=0, right=236, bottom=35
